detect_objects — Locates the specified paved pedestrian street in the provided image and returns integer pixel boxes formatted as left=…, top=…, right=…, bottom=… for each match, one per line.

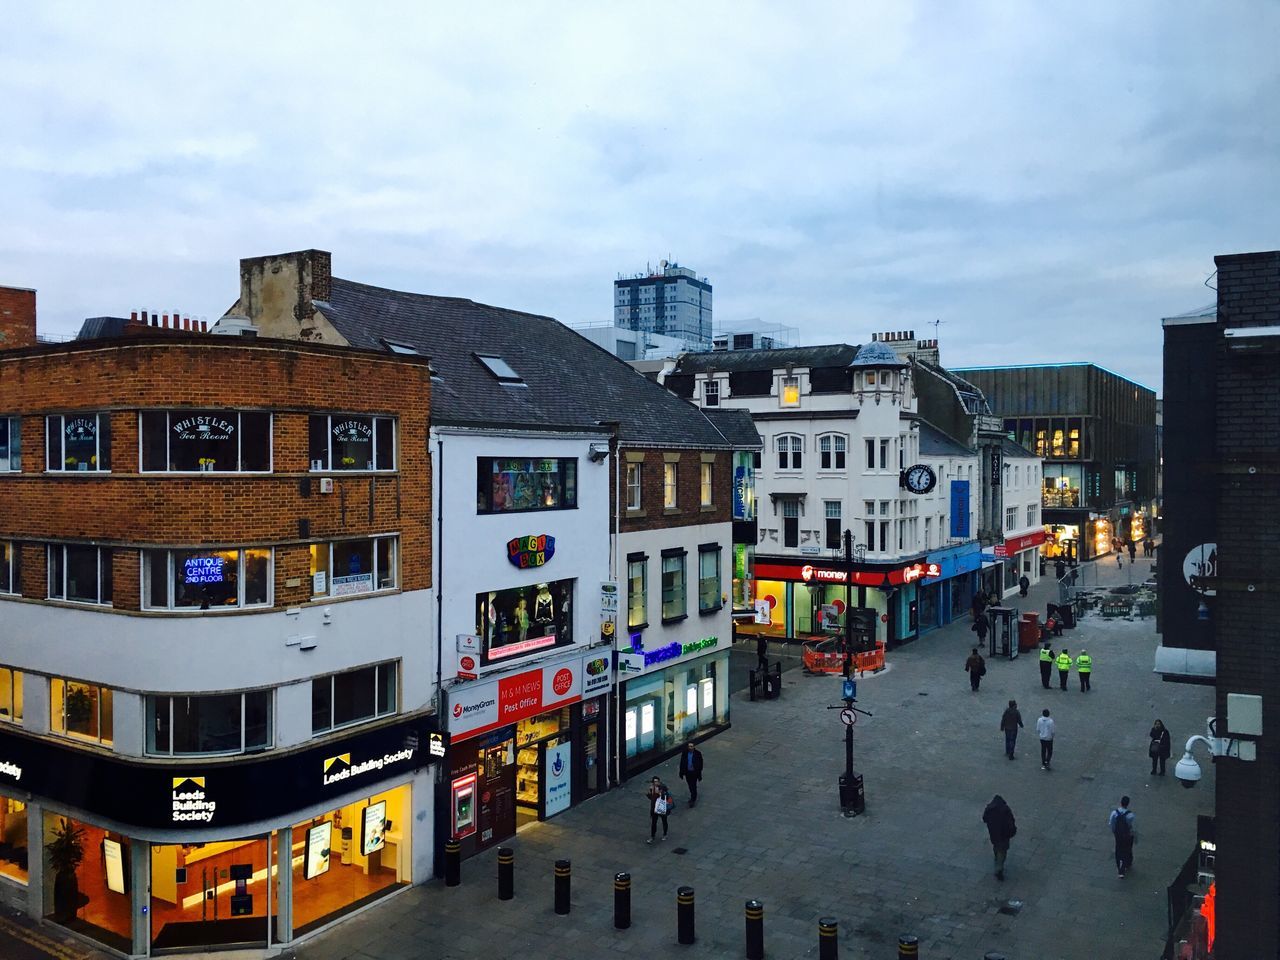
left=294, top=552, right=1210, bottom=960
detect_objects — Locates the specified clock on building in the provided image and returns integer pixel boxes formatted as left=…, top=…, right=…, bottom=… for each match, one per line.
left=902, top=464, right=937, bottom=494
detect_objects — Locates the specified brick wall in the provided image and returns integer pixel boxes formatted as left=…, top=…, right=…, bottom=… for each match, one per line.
left=0, top=286, right=36, bottom=350
left=0, top=336, right=432, bottom=612
left=615, top=447, right=732, bottom=533
left=1211, top=250, right=1280, bottom=960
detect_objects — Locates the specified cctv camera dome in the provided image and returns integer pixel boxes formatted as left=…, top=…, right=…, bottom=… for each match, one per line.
left=1175, top=752, right=1201, bottom=788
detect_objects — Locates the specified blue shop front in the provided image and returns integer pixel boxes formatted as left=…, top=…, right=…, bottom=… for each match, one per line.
left=918, top=542, right=983, bottom=633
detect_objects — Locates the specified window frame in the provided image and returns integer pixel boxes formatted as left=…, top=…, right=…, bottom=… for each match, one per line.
left=45, top=414, right=110, bottom=473
left=311, top=661, right=399, bottom=736
left=775, top=434, right=802, bottom=471
left=141, top=547, right=274, bottom=612
left=660, top=550, right=687, bottom=623
left=700, top=462, right=713, bottom=507
left=308, top=414, right=398, bottom=472
left=824, top=500, right=842, bottom=550
left=147, top=689, right=275, bottom=756
left=1005, top=506, right=1018, bottom=529
left=1027, top=504, right=1038, bottom=527
left=46, top=544, right=112, bottom=606
left=0, top=416, right=20, bottom=472
left=626, top=462, right=642, bottom=511
left=781, top=498, right=800, bottom=549
left=0, top=666, right=22, bottom=724
left=697, top=545, right=722, bottom=613
left=627, top=553, right=648, bottom=630
left=310, top=536, right=399, bottom=598
left=476, top=457, right=579, bottom=514
left=704, top=379, right=720, bottom=407
left=818, top=433, right=846, bottom=471
left=0, top=541, right=19, bottom=595
left=138, top=411, right=274, bottom=474
left=50, top=677, right=113, bottom=746
left=779, top=376, right=800, bottom=408
left=663, top=461, right=678, bottom=510
left=864, top=438, right=875, bottom=471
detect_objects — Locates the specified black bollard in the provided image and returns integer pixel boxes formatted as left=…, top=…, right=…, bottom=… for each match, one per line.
left=497, top=847, right=514, bottom=901
left=745, top=900, right=764, bottom=960
left=444, top=838, right=461, bottom=887
left=897, top=934, right=919, bottom=958
left=677, top=885, right=696, bottom=945
left=554, top=859, right=571, bottom=915
left=614, top=872, right=632, bottom=929
left=818, top=917, right=838, bottom=960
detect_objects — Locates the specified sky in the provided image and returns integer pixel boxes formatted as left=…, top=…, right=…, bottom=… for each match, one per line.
left=2, top=2, right=1277, bottom=394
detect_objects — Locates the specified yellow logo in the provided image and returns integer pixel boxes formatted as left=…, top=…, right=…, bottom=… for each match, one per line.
left=172, top=776, right=205, bottom=790
left=323, top=754, right=351, bottom=775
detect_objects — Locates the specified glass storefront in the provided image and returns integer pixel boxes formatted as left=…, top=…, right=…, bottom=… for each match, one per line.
left=622, top=652, right=729, bottom=773
left=476, top=579, right=576, bottom=664
left=42, top=813, right=133, bottom=953
left=514, top=708, right=570, bottom=828
left=290, top=784, right=412, bottom=937
left=0, top=797, right=28, bottom=883
left=149, top=835, right=271, bottom=950
left=751, top=580, right=788, bottom=637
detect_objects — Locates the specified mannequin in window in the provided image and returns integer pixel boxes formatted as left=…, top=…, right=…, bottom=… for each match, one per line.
left=514, top=597, right=530, bottom=643
left=533, top=583, right=555, bottom=630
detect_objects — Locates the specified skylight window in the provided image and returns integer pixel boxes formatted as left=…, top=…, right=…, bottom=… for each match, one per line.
left=384, top=339, right=419, bottom=355
left=476, top=354, right=524, bottom=383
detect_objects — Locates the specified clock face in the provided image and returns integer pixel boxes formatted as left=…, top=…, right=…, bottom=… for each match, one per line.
left=905, top=464, right=937, bottom=494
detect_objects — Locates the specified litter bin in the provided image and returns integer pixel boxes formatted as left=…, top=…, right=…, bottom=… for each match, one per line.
left=1018, top=612, right=1041, bottom=651
left=838, top=772, right=865, bottom=815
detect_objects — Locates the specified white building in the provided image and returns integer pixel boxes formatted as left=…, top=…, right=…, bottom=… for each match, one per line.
left=615, top=261, right=712, bottom=350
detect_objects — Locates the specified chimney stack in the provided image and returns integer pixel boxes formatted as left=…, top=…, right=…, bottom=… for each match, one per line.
left=0, top=286, right=37, bottom=350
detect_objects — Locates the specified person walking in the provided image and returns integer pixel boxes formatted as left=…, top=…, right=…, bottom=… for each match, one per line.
left=1037, top=708, right=1055, bottom=769
left=965, top=647, right=986, bottom=692
left=999, top=699, right=1024, bottom=759
left=1075, top=649, right=1092, bottom=691
left=971, top=590, right=987, bottom=623
left=1056, top=648, right=1072, bottom=691
left=1038, top=644, right=1054, bottom=689
left=1128, top=540, right=1137, bottom=564
left=1149, top=720, right=1172, bottom=776
left=646, top=776, right=671, bottom=843
left=1115, top=550, right=1123, bottom=569
left=1109, top=796, right=1137, bottom=878
left=678, top=742, right=703, bottom=806
left=972, top=612, right=989, bottom=646
left=756, top=635, right=768, bottom=674
left=982, top=794, right=1017, bottom=881
left=1018, top=573, right=1030, bottom=598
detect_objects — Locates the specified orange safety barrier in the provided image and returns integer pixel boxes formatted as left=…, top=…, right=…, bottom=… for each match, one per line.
left=802, top=638, right=886, bottom=675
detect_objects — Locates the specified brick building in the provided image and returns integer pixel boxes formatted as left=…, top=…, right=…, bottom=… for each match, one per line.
left=1159, top=251, right=1280, bottom=958
left=0, top=295, right=444, bottom=954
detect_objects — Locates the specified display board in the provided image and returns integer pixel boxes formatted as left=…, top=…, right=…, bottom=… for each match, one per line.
left=304, top=821, right=332, bottom=880
left=361, top=800, right=387, bottom=856
left=103, top=838, right=125, bottom=894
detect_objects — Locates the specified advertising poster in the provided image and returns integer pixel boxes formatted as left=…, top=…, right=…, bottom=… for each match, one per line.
left=543, top=742, right=572, bottom=817
left=304, top=821, right=332, bottom=880
left=361, top=800, right=387, bottom=856
left=103, top=838, right=125, bottom=894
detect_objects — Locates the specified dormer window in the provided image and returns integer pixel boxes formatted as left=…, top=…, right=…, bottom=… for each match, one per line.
left=704, top=379, right=720, bottom=407
left=476, top=354, right=524, bottom=384
left=780, top=376, right=800, bottom=407
left=383, top=339, right=419, bottom=355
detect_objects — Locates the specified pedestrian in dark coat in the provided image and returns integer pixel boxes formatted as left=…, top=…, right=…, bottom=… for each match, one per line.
left=1039, top=644, right=1054, bottom=690
left=678, top=742, right=704, bottom=806
left=1128, top=540, right=1137, bottom=563
left=972, top=613, right=989, bottom=645
left=756, top=635, right=768, bottom=673
left=1109, top=796, right=1136, bottom=877
left=1018, top=574, right=1030, bottom=598
left=982, top=794, right=1017, bottom=880
left=999, top=700, right=1024, bottom=759
left=646, top=776, right=671, bottom=843
left=971, top=591, right=987, bottom=622
left=964, top=648, right=986, bottom=692
left=1054, top=559, right=1067, bottom=580
left=1149, top=720, right=1172, bottom=776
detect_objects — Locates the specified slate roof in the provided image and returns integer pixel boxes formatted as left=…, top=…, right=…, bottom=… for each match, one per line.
left=316, top=278, right=733, bottom=447
left=1000, top=436, right=1039, bottom=460
left=702, top=408, right=762, bottom=449
left=671, top=344, right=860, bottom=373
left=76, top=316, right=132, bottom=340
left=918, top=420, right=975, bottom=458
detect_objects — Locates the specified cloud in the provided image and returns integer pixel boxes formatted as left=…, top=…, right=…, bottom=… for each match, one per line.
left=1, top=1, right=1277, bottom=391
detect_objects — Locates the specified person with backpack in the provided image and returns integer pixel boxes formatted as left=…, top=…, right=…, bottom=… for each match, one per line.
left=999, top=700, right=1024, bottom=759
left=965, top=647, right=986, bottom=692
left=646, top=776, right=672, bottom=843
left=1037, top=708, right=1055, bottom=770
left=982, top=794, right=1017, bottom=881
left=1018, top=574, right=1030, bottom=598
left=1109, top=796, right=1136, bottom=877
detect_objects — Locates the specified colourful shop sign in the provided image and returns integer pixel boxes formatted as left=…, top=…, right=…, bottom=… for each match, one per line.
left=507, top=534, right=556, bottom=569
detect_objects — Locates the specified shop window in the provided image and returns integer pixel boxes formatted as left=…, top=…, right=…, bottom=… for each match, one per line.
left=290, top=785, right=412, bottom=936
left=148, top=690, right=273, bottom=755
left=704, top=379, right=719, bottom=407
left=310, top=536, right=398, bottom=597
left=824, top=500, right=842, bottom=549
left=477, top=457, right=578, bottom=513
left=781, top=498, right=799, bottom=548
left=818, top=434, right=846, bottom=470
left=627, top=554, right=648, bottom=629
left=1005, top=506, right=1017, bottom=530
left=0, top=541, right=19, bottom=595
left=661, top=551, right=687, bottom=621
left=622, top=653, right=729, bottom=767
left=775, top=434, right=802, bottom=470
left=308, top=414, right=396, bottom=471
left=779, top=376, right=800, bottom=407
left=626, top=462, right=644, bottom=511
left=476, top=578, right=575, bottom=662
left=698, top=546, right=721, bottom=612
left=311, top=661, right=397, bottom=734
left=142, top=548, right=271, bottom=610
left=50, top=678, right=113, bottom=745
left=663, top=462, right=678, bottom=509
left=44, top=815, right=132, bottom=952
left=0, top=416, right=20, bottom=471
left=0, top=798, right=27, bottom=883
left=139, top=411, right=271, bottom=472
left=0, top=666, right=21, bottom=724
left=47, top=544, right=112, bottom=605
left=45, top=414, right=110, bottom=472
left=700, top=462, right=712, bottom=507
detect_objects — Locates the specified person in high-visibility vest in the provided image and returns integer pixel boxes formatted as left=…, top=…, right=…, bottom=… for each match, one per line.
left=1056, top=649, right=1072, bottom=691
left=1075, top=649, right=1092, bottom=692
left=1039, top=644, right=1054, bottom=690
